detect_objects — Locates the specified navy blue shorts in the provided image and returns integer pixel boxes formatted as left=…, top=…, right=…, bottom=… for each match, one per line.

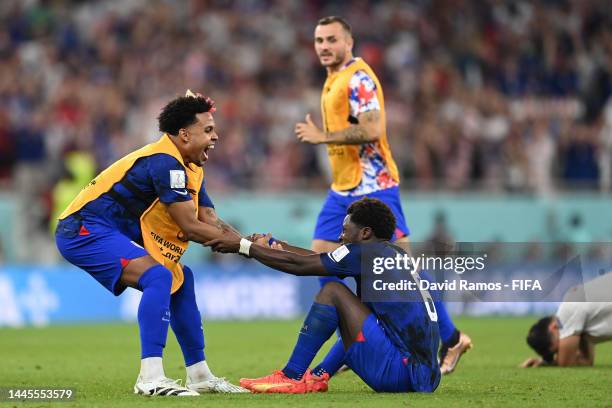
left=313, top=186, right=409, bottom=242
left=55, top=214, right=148, bottom=296
left=345, top=314, right=440, bottom=393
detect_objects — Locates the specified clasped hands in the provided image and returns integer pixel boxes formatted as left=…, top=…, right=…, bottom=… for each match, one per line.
left=205, top=232, right=283, bottom=254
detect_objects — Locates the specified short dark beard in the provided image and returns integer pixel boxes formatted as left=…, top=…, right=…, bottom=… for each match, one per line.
left=324, top=51, right=346, bottom=71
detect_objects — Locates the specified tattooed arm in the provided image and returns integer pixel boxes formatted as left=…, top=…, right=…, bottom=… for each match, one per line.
left=295, top=111, right=382, bottom=145
left=196, top=207, right=274, bottom=249
left=296, top=70, right=383, bottom=145
left=198, top=206, right=241, bottom=237
left=325, top=110, right=381, bottom=144
left=167, top=201, right=240, bottom=244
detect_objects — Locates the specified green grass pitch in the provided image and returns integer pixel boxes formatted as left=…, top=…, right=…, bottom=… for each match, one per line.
left=1, top=317, right=611, bottom=407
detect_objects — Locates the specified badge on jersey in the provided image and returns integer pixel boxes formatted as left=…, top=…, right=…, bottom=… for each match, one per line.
left=330, top=245, right=350, bottom=262
left=170, top=170, right=186, bottom=189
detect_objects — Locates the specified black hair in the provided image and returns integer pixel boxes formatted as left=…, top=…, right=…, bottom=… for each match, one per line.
left=347, top=197, right=396, bottom=240
left=526, top=316, right=555, bottom=363
left=317, top=16, right=352, bottom=35
left=158, top=96, right=214, bottom=136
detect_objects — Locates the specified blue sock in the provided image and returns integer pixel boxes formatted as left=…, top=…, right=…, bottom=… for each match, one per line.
left=282, top=303, right=338, bottom=380
left=312, top=338, right=345, bottom=377
left=420, top=270, right=457, bottom=344
left=319, top=277, right=345, bottom=342
left=137, top=265, right=172, bottom=359
left=435, top=299, right=456, bottom=344
left=170, top=266, right=205, bottom=366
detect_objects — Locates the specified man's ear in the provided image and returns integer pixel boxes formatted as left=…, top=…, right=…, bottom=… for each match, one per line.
left=361, top=226, right=373, bottom=240
left=549, top=318, right=559, bottom=331
left=178, top=128, right=190, bottom=143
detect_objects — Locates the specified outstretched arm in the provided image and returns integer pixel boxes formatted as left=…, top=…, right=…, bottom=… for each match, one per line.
left=168, top=200, right=241, bottom=243
left=270, top=239, right=318, bottom=256
left=205, top=237, right=331, bottom=276
left=249, top=244, right=330, bottom=276
left=199, top=206, right=242, bottom=236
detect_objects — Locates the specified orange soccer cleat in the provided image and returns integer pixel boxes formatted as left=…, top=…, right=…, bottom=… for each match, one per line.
left=304, top=370, right=329, bottom=392
left=240, top=370, right=306, bottom=394
left=240, top=369, right=329, bottom=394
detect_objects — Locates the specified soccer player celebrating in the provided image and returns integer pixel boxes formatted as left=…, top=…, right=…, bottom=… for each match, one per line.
left=55, top=92, right=247, bottom=396
left=295, top=16, right=471, bottom=374
left=206, top=198, right=441, bottom=393
left=522, top=273, right=612, bottom=367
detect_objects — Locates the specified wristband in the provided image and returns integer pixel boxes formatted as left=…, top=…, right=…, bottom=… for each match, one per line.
left=239, top=238, right=252, bottom=256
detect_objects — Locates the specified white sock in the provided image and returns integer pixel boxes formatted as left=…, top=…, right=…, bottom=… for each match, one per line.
left=140, top=357, right=165, bottom=382
left=187, top=360, right=214, bottom=383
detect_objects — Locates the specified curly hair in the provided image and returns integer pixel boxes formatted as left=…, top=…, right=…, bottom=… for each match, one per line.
left=158, top=95, right=214, bottom=136
left=526, top=316, right=555, bottom=363
left=347, top=197, right=396, bottom=240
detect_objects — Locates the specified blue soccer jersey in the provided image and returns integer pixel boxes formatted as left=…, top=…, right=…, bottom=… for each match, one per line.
left=56, top=153, right=215, bottom=295
left=79, top=153, right=214, bottom=244
left=319, top=242, right=440, bottom=372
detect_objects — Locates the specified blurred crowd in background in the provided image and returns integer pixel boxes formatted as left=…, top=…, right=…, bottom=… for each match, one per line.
left=0, top=0, right=611, bottom=241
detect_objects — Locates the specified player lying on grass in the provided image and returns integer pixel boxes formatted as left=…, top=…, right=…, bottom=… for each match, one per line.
left=206, top=198, right=441, bottom=393
left=56, top=91, right=248, bottom=396
left=522, top=272, right=612, bottom=367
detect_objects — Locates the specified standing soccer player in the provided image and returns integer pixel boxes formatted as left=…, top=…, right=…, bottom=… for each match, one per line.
left=55, top=92, right=247, bottom=396
left=207, top=198, right=441, bottom=393
left=295, top=16, right=471, bottom=375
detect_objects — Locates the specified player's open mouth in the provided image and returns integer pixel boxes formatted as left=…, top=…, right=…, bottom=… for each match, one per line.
left=202, top=144, right=215, bottom=161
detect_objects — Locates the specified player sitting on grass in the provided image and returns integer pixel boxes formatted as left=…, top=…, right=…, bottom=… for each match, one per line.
left=206, top=198, right=441, bottom=393
left=298, top=15, right=471, bottom=376
left=522, top=272, right=612, bottom=367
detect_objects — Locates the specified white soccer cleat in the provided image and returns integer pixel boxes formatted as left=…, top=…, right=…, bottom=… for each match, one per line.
left=187, top=376, right=249, bottom=393
left=134, top=376, right=200, bottom=396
